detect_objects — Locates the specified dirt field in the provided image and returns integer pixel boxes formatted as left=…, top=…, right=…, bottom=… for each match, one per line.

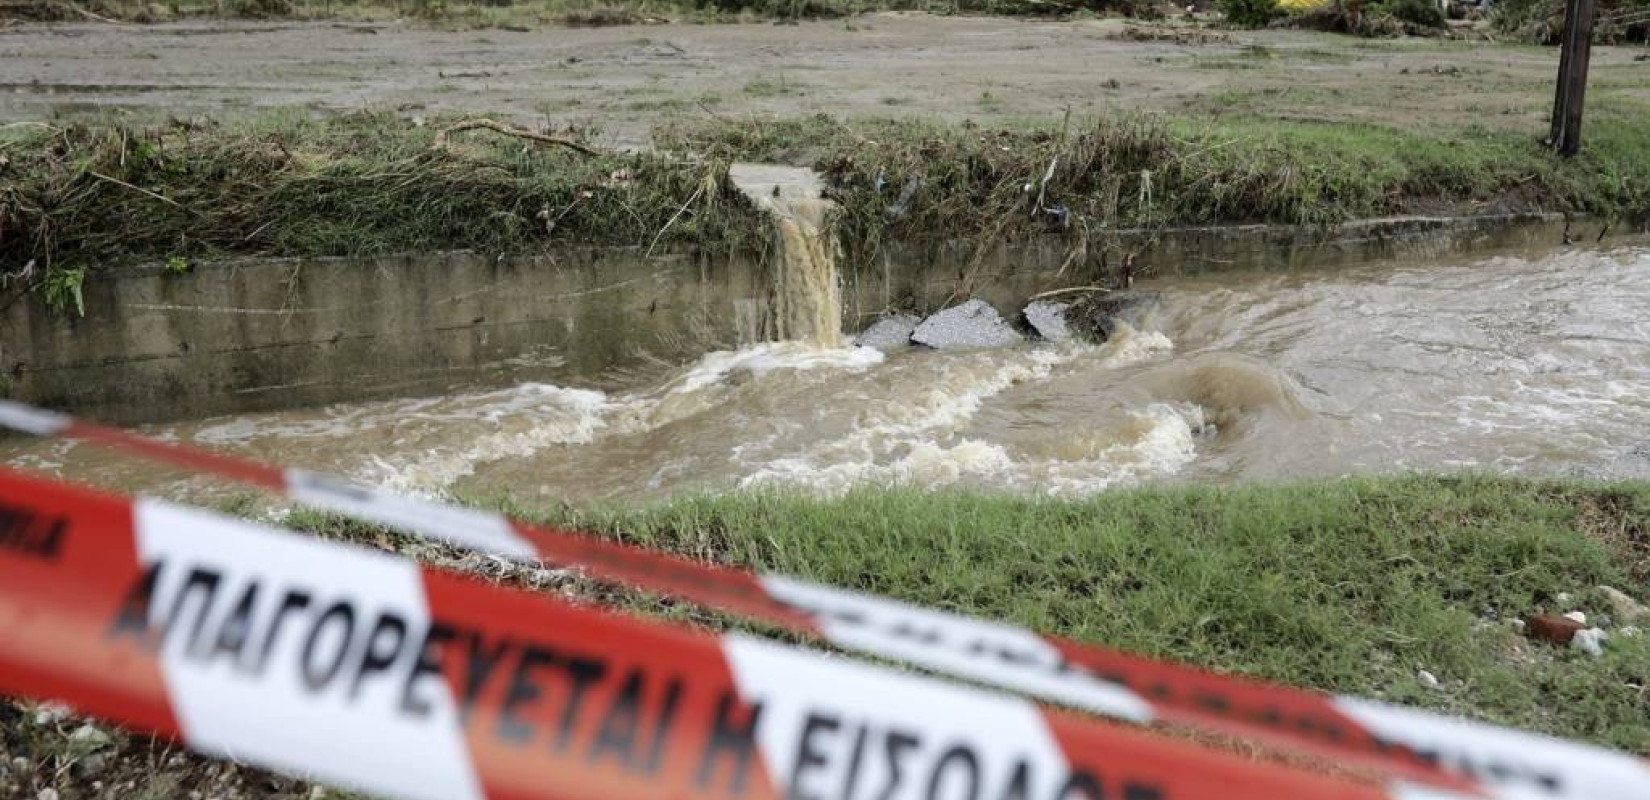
left=4, top=14, right=1648, bottom=147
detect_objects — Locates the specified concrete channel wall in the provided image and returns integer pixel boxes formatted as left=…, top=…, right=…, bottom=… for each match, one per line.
left=2, top=247, right=768, bottom=424
left=0, top=212, right=1611, bottom=424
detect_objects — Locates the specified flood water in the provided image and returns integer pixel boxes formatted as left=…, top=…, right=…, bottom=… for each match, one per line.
left=7, top=242, right=1650, bottom=503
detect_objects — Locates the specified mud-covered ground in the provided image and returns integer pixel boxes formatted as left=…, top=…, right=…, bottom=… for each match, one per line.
left=3, top=14, right=1649, bottom=147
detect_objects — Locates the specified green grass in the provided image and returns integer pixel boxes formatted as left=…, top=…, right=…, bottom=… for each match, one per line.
left=742, top=76, right=807, bottom=97
left=10, top=104, right=1650, bottom=314
left=8, top=476, right=1640, bottom=800
left=0, top=110, right=765, bottom=314
left=658, top=104, right=1650, bottom=272
left=285, top=474, right=1650, bottom=752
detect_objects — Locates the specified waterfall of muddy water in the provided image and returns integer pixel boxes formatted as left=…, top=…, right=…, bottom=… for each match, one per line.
left=768, top=198, right=842, bottom=347
left=6, top=243, right=1650, bottom=505
left=729, top=163, right=843, bottom=347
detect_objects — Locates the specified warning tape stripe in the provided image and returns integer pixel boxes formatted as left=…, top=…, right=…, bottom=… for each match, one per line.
left=0, top=466, right=1443, bottom=800
left=2, top=400, right=1647, bottom=800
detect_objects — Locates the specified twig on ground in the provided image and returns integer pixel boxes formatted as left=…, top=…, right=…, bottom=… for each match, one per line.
left=435, top=118, right=600, bottom=157
left=239, top=219, right=275, bottom=244
left=1028, top=285, right=1110, bottom=300
left=1032, top=154, right=1059, bottom=218
left=1, top=260, right=36, bottom=288
left=1055, top=216, right=1089, bottom=278
left=87, top=171, right=204, bottom=217
left=646, top=184, right=705, bottom=258
left=55, top=1, right=123, bottom=23
left=695, top=100, right=733, bottom=125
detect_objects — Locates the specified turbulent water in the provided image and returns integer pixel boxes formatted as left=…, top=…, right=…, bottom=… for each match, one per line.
left=7, top=243, right=1650, bottom=503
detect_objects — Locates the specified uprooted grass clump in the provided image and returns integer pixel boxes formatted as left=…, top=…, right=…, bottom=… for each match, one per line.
left=658, top=107, right=1650, bottom=271
left=0, top=111, right=764, bottom=314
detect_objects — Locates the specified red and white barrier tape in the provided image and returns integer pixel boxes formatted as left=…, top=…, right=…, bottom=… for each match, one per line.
left=2, top=400, right=1647, bottom=800
left=0, top=467, right=1450, bottom=800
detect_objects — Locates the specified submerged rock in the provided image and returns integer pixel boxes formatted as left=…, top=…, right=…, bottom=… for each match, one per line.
left=912, top=300, right=1022, bottom=350
left=1063, top=290, right=1163, bottom=343
left=853, top=313, right=921, bottom=351
left=1022, top=300, right=1073, bottom=342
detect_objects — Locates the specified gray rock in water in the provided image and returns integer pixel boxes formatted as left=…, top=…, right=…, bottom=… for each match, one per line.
left=1063, top=290, right=1162, bottom=343
left=853, top=313, right=921, bottom=351
left=1022, top=300, right=1073, bottom=342
left=912, top=299, right=1023, bottom=350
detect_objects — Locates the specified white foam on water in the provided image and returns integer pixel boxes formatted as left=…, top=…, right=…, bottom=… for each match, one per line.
left=191, top=383, right=611, bottom=445
left=738, top=400, right=1203, bottom=497
left=141, top=316, right=1189, bottom=499
left=1029, top=402, right=1205, bottom=496
left=359, top=385, right=616, bottom=495
left=13, top=243, right=1650, bottom=502
left=734, top=333, right=1192, bottom=497
left=603, top=342, right=889, bottom=436
left=184, top=342, right=890, bottom=496
left=1098, top=322, right=1175, bottom=366
left=655, top=342, right=885, bottom=396
left=861, top=329, right=1169, bottom=437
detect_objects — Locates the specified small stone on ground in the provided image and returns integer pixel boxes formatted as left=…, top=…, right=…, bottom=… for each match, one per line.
left=1571, top=628, right=1607, bottom=657
left=1597, top=585, right=1648, bottom=624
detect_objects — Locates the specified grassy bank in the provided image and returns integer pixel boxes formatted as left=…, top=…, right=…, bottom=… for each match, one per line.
left=425, top=475, right=1648, bottom=749
left=661, top=106, right=1650, bottom=267
left=0, top=112, right=766, bottom=314
left=7, top=105, right=1650, bottom=314
left=2, top=474, right=1647, bottom=800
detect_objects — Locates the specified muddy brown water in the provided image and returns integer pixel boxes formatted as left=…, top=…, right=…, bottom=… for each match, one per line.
left=6, top=241, right=1649, bottom=504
